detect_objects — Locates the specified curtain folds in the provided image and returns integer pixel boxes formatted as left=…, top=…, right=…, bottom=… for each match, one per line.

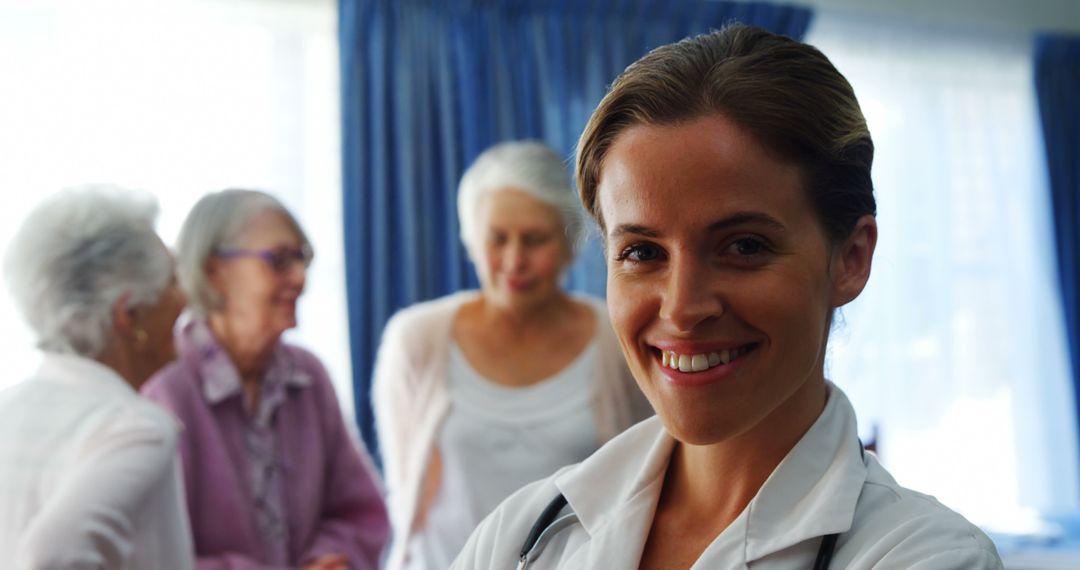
left=339, top=0, right=812, bottom=460
left=1035, top=34, right=1080, bottom=453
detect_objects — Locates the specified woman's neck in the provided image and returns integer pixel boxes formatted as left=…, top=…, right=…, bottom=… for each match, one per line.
left=206, top=313, right=276, bottom=383
left=478, top=291, right=574, bottom=335
left=661, top=378, right=828, bottom=530
left=96, top=336, right=142, bottom=391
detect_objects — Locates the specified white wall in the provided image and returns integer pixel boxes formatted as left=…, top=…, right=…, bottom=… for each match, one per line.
left=793, top=0, right=1080, bottom=35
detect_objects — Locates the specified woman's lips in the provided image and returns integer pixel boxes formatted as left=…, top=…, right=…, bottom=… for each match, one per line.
left=506, top=278, right=534, bottom=291
left=650, top=343, right=758, bottom=386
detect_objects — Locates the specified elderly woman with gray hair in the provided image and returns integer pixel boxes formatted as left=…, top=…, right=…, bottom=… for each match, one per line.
left=142, top=189, right=389, bottom=570
left=0, top=186, right=193, bottom=568
left=372, top=141, right=652, bottom=570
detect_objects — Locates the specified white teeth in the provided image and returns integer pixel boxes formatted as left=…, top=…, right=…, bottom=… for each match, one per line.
left=660, top=346, right=750, bottom=373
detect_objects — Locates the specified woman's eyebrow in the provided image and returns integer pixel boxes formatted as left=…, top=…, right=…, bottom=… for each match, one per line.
left=707, top=212, right=787, bottom=233
left=608, top=212, right=786, bottom=240
left=608, top=224, right=660, bottom=239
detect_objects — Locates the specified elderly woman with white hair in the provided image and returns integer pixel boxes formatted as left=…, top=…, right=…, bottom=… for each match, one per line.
left=142, top=189, right=389, bottom=570
left=372, top=140, right=652, bottom=570
left=0, top=186, right=193, bottom=568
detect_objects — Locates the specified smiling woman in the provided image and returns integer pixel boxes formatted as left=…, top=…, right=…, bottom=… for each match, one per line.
left=141, top=189, right=389, bottom=569
left=452, top=24, right=1004, bottom=570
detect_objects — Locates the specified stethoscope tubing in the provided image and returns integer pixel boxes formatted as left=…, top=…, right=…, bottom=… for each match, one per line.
left=518, top=495, right=840, bottom=569
left=517, top=439, right=863, bottom=568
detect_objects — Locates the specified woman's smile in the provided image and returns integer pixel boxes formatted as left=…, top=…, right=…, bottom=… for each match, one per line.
left=648, top=341, right=760, bottom=386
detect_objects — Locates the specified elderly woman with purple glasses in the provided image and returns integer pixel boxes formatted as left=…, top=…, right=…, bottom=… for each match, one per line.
left=143, top=189, right=389, bottom=570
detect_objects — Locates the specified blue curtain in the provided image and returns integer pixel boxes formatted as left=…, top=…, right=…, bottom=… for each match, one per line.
left=340, top=0, right=813, bottom=461
left=1035, top=34, right=1080, bottom=448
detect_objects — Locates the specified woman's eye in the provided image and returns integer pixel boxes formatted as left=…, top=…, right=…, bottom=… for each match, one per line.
left=522, top=233, right=551, bottom=247
left=617, top=243, right=662, bottom=262
left=269, top=248, right=302, bottom=272
left=727, top=236, right=771, bottom=259
left=270, top=253, right=289, bottom=271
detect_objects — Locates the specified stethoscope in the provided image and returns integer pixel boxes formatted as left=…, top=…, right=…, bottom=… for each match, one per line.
left=516, top=439, right=867, bottom=570
left=517, top=493, right=839, bottom=569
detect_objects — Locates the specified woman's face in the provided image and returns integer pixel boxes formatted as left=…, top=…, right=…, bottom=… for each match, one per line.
left=210, top=210, right=308, bottom=342
left=135, top=275, right=187, bottom=383
left=471, top=189, right=570, bottom=311
left=598, top=113, right=874, bottom=446
left=131, top=243, right=186, bottom=385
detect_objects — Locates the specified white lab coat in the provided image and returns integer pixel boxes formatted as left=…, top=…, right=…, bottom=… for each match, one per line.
left=452, top=383, right=1002, bottom=569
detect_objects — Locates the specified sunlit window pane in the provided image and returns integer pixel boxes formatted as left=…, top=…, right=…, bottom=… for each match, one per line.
left=0, top=0, right=352, bottom=422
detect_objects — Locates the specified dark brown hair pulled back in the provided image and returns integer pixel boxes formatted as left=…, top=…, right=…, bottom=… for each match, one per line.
left=576, top=23, right=876, bottom=244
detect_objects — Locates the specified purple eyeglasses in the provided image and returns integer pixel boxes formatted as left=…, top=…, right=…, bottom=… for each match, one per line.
left=216, top=244, right=314, bottom=274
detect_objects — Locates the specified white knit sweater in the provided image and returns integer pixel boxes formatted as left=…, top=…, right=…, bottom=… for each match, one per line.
left=371, top=291, right=652, bottom=570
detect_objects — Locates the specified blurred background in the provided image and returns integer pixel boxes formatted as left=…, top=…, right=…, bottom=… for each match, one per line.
left=1, top=0, right=1077, bottom=565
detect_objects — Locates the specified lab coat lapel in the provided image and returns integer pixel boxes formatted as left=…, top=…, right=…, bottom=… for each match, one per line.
left=554, top=416, right=674, bottom=568
left=558, top=481, right=663, bottom=569
left=742, top=383, right=867, bottom=563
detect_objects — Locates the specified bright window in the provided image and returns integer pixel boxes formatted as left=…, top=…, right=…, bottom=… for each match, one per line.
left=808, top=11, right=1079, bottom=532
left=0, top=0, right=353, bottom=420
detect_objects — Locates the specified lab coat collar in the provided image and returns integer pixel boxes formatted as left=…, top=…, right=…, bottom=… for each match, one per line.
left=555, top=414, right=674, bottom=536
left=743, top=383, right=867, bottom=562
left=555, top=382, right=867, bottom=563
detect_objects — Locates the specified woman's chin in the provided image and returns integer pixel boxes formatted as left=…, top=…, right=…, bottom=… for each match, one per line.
left=273, top=317, right=297, bottom=336
left=273, top=306, right=299, bottom=329
left=655, top=399, right=757, bottom=447
left=253, top=316, right=296, bottom=344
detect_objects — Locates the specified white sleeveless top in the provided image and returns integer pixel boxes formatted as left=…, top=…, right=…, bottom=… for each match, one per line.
left=405, top=339, right=599, bottom=570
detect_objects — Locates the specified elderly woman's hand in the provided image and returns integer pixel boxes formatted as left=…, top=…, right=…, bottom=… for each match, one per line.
left=301, top=553, right=348, bottom=570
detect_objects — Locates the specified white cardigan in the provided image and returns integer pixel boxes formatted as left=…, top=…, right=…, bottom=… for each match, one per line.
left=371, top=291, right=652, bottom=570
left=0, top=353, right=194, bottom=569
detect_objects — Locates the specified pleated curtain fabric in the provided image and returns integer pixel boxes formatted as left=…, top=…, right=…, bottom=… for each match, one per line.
left=339, top=0, right=813, bottom=462
left=1035, top=33, right=1080, bottom=451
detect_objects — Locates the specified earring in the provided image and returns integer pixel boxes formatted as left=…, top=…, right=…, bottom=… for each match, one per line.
left=134, top=329, right=149, bottom=350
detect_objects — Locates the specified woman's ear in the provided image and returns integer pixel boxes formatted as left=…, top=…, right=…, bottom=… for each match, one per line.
left=112, top=291, right=136, bottom=337
left=829, top=215, right=878, bottom=308
left=205, top=257, right=226, bottom=295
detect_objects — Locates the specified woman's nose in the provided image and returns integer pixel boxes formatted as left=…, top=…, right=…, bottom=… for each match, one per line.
left=282, top=260, right=307, bottom=286
left=503, top=241, right=527, bottom=271
left=658, top=255, right=723, bottom=332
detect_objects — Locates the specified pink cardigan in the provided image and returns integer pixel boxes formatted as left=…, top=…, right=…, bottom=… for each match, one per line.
left=371, top=291, right=652, bottom=569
